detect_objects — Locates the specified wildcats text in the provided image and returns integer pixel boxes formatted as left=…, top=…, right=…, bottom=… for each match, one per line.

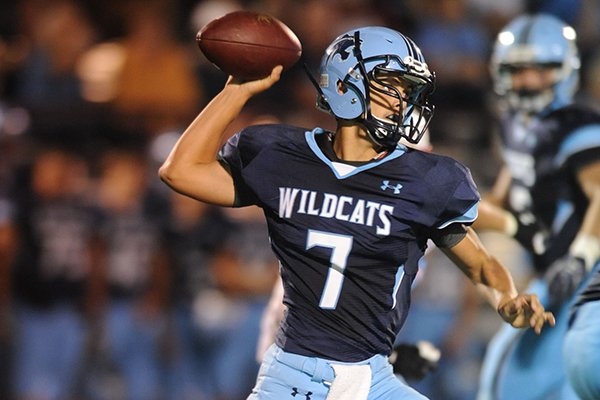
left=278, top=187, right=393, bottom=236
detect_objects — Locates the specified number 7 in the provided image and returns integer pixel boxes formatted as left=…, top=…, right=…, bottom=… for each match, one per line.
left=306, top=230, right=353, bottom=309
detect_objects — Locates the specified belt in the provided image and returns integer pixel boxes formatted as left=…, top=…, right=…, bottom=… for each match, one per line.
left=274, top=347, right=336, bottom=385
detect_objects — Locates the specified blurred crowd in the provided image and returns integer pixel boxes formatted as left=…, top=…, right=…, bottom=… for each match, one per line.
left=0, top=0, right=600, bottom=399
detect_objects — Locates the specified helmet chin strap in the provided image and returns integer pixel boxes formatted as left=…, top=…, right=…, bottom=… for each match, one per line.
left=302, top=62, right=330, bottom=113
left=361, top=112, right=403, bottom=149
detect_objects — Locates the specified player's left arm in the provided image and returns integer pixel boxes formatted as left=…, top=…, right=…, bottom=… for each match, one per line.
left=440, top=226, right=555, bottom=334
left=571, top=160, right=600, bottom=267
left=544, top=160, right=600, bottom=302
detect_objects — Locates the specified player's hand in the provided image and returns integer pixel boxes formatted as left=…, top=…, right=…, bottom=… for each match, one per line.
left=227, top=65, right=283, bottom=97
left=390, top=341, right=440, bottom=381
left=497, top=294, right=555, bottom=334
left=511, top=211, right=548, bottom=255
left=544, top=255, right=587, bottom=304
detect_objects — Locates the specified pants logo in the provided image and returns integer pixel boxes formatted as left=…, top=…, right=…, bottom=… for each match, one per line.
left=291, top=387, right=312, bottom=400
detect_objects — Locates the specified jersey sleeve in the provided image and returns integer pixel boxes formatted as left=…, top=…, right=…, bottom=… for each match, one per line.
left=554, top=123, right=600, bottom=172
left=430, top=223, right=468, bottom=248
left=217, top=130, right=258, bottom=207
left=217, top=125, right=277, bottom=207
left=427, top=157, right=480, bottom=231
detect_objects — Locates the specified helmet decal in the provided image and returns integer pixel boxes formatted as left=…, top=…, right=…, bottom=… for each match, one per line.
left=328, top=35, right=355, bottom=63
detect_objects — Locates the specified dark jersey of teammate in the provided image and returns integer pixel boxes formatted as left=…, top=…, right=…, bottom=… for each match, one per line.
left=218, top=125, right=479, bottom=362
left=13, top=195, right=100, bottom=308
left=164, top=206, right=232, bottom=304
left=99, top=190, right=169, bottom=298
left=500, top=104, right=600, bottom=271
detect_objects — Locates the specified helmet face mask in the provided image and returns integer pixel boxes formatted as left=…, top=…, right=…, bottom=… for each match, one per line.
left=491, top=14, right=580, bottom=115
left=499, top=63, right=559, bottom=113
left=316, top=27, right=435, bottom=149
left=367, top=67, right=434, bottom=145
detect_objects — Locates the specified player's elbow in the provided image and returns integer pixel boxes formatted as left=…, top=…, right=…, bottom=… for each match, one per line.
left=158, top=161, right=182, bottom=189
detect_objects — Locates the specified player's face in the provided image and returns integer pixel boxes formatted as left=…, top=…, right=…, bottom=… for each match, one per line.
left=369, top=74, right=409, bottom=124
left=509, top=65, right=556, bottom=92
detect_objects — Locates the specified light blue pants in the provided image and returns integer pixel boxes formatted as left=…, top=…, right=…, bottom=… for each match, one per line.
left=563, top=292, right=600, bottom=399
left=477, top=278, right=579, bottom=400
left=248, top=345, right=428, bottom=400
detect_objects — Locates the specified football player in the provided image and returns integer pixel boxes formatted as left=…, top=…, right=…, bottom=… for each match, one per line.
left=160, top=26, right=554, bottom=399
left=564, top=261, right=600, bottom=400
left=474, top=14, right=600, bottom=400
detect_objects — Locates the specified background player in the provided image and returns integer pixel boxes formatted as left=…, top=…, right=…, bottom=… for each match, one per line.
left=159, top=26, right=554, bottom=399
left=474, top=13, right=600, bottom=399
left=563, top=259, right=600, bottom=399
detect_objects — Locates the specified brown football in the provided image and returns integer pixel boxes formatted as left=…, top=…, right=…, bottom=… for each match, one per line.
left=196, top=11, right=302, bottom=80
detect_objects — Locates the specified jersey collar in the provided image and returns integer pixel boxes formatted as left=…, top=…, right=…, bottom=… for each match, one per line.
left=305, top=128, right=407, bottom=179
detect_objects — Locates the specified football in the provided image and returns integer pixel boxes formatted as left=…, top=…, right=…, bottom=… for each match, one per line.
left=196, top=10, right=302, bottom=80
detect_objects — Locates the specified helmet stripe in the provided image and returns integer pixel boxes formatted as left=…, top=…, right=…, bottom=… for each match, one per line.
left=399, top=34, right=415, bottom=59
left=516, top=16, right=535, bottom=45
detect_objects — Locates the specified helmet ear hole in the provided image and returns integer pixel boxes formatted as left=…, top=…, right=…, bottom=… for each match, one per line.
left=337, top=80, right=348, bottom=94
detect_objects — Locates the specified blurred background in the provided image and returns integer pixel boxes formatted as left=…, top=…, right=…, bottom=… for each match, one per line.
left=0, top=0, right=599, bottom=399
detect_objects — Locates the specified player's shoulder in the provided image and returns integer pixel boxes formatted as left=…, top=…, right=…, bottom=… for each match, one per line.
left=239, top=123, right=309, bottom=146
left=546, top=103, right=600, bottom=128
left=409, top=150, right=479, bottom=203
left=406, top=148, right=473, bottom=182
left=547, top=103, right=600, bottom=166
left=403, top=149, right=479, bottom=225
left=230, top=123, right=309, bottom=159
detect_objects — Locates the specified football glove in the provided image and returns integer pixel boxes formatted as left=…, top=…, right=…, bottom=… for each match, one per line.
left=511, top=211, right=548, bottom=255
left=544, top=255, right=587, bottom=304
left=390, top=341, right=440, bottom=381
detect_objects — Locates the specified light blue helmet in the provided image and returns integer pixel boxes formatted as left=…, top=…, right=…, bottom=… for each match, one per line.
left=315, top=27, right=435, bottom=148
left=491, top=14, right=580, bottom=114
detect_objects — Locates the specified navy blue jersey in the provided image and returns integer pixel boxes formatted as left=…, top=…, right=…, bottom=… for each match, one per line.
left=13, top=195, right=101, bottom=308
left=219, top=125, right=479, bottom=361
left=500, top=104, right=600, bottom=270
left=99, top=190, right=169, bottom=298
left=164, top=206, right=231, bottom=304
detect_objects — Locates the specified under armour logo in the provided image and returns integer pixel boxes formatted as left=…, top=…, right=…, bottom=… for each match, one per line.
left=291, top=387, right=312, bottom=400
left=381, top=180, right=403, bottom=194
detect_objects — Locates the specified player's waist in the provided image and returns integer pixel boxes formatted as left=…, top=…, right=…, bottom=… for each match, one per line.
left=273, top=344, right=391, bottom=378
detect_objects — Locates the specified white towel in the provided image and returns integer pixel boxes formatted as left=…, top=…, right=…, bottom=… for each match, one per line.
left=326, top=364, right=371, bottom=400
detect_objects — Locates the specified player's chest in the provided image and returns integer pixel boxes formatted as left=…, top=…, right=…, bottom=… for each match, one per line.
left=252, top=164, right=427, bottom=239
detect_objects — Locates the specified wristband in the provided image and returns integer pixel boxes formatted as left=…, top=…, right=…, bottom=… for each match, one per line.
left=416, top=340, right=441, bottom=364
left=569, top=234, right=600, bottom=271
